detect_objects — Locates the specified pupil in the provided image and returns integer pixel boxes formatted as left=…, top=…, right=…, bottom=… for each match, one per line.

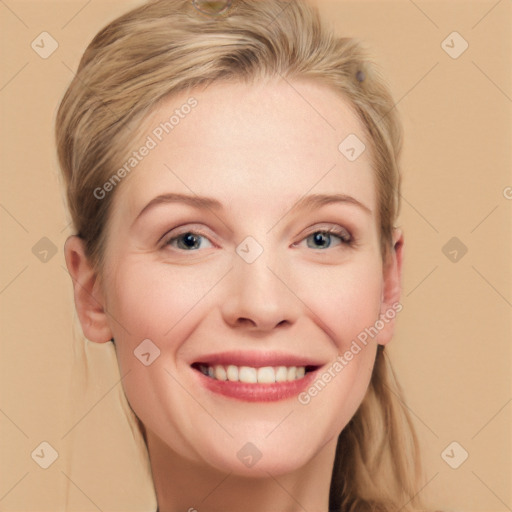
left=183, top=233, right=198, bottom=248
left=314, top=232, right=328, bottom=247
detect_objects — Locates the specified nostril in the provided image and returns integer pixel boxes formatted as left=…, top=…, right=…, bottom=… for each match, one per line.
left=236, top=317, right=257, bottom=328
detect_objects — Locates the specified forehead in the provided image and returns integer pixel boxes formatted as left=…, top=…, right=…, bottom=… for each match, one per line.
left=113, top=77, right=376, bottom=219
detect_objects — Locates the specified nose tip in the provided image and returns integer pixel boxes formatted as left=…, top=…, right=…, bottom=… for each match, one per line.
left=220, top=256, right=300, bottom=332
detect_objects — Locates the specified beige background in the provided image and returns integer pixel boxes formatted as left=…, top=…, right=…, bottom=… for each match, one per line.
left=0, top=0, right=510, bottom=510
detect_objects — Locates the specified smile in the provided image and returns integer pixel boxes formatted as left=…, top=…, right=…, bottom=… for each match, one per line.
left=193, top=363, right=315, bottom=383
left=190, top=351, right=324, bottom=402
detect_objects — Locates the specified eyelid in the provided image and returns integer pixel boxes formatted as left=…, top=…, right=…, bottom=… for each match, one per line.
left=299, top=223, right=352, bottom=241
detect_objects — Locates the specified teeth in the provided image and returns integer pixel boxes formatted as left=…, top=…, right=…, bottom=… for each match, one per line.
left=239, top=366, right=257, bottom=383
left=275, top=366, right=288, bottom=382
left=257, top=366, right=276, bottom=384
left=226, top=364, right=239, bottom=381
left=214, top=365, right=227, bottom=381
left=198, top=364, right=309, bottom=383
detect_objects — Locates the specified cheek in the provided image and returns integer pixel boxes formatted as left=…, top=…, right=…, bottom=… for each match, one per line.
left=291, top=256, right=383, bottom=348
left=105, top=257, right=230, bottom=346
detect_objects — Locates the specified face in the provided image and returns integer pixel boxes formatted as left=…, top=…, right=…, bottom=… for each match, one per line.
left=94, top=77, right=400, bottom=476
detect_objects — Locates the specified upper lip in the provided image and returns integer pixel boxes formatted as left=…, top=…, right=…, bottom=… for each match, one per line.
left=190, top=350, right=325, bottom=369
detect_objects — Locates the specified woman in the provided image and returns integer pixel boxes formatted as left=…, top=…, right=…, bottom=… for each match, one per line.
left=56, top=0, right=436, bottom=510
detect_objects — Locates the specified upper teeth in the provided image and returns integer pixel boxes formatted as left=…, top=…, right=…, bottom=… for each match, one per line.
left=199, top=364, right=306, bottom=383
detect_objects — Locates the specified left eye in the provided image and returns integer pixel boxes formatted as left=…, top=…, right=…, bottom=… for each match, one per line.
left=300, top=229, right=351, bottom=249
left=165, top=232, right=213, bottom=250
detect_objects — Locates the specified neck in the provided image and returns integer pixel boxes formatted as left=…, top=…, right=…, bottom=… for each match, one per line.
left=145, top=428, right=337, bottom=512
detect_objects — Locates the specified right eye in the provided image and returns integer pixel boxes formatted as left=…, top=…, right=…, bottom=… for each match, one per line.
left=163, top=229, right=215, bottom=251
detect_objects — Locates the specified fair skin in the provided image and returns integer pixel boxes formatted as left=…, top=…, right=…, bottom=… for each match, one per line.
left=65, top=77, right=403, bottom=512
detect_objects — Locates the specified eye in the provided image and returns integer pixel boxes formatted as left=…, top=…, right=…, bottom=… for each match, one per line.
left=296, top=226, right=352, bottom=250
left=164, top=230, right=214, bottom=251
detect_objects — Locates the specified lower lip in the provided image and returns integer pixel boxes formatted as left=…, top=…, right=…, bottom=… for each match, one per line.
left=192, top=367, right=320, bottom=402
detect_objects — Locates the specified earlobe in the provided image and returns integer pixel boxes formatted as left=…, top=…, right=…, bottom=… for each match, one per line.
left=64, top=235, right=113, bottom=343
left=377, top=228, right=404, bottom=346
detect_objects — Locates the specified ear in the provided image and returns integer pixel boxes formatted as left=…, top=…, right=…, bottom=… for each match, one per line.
left=376, top=228, right=404, bottom=346
left=64, top=235, right=113, bottom=343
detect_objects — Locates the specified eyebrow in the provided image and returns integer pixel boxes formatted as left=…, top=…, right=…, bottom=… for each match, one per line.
left=134, top=193, right=223, bottom=223
left=291, top=193, right=372, bottom=215
left=134, top=191, right=372, bottom=224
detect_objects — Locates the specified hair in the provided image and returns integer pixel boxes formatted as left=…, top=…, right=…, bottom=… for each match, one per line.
left=56, top=1, right=432, bottom=511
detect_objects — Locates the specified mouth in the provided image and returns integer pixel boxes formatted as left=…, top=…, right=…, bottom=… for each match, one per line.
left=189, top=351, right=324, bottom=402
left=191, top=362, right=318, bottom=383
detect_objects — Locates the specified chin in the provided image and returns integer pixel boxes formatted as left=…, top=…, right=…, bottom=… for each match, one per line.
left=194, top=432, right=321, bottom=478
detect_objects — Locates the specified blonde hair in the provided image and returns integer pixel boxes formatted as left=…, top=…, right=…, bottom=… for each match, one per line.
left=56, top=1, right=431, bottom=510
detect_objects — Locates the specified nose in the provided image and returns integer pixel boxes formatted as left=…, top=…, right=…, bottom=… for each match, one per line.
left=220, top=252, right=301, bottom=332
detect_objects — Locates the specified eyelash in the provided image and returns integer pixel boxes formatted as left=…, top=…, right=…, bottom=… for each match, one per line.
left=162, top=225, right=354, bottom=251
